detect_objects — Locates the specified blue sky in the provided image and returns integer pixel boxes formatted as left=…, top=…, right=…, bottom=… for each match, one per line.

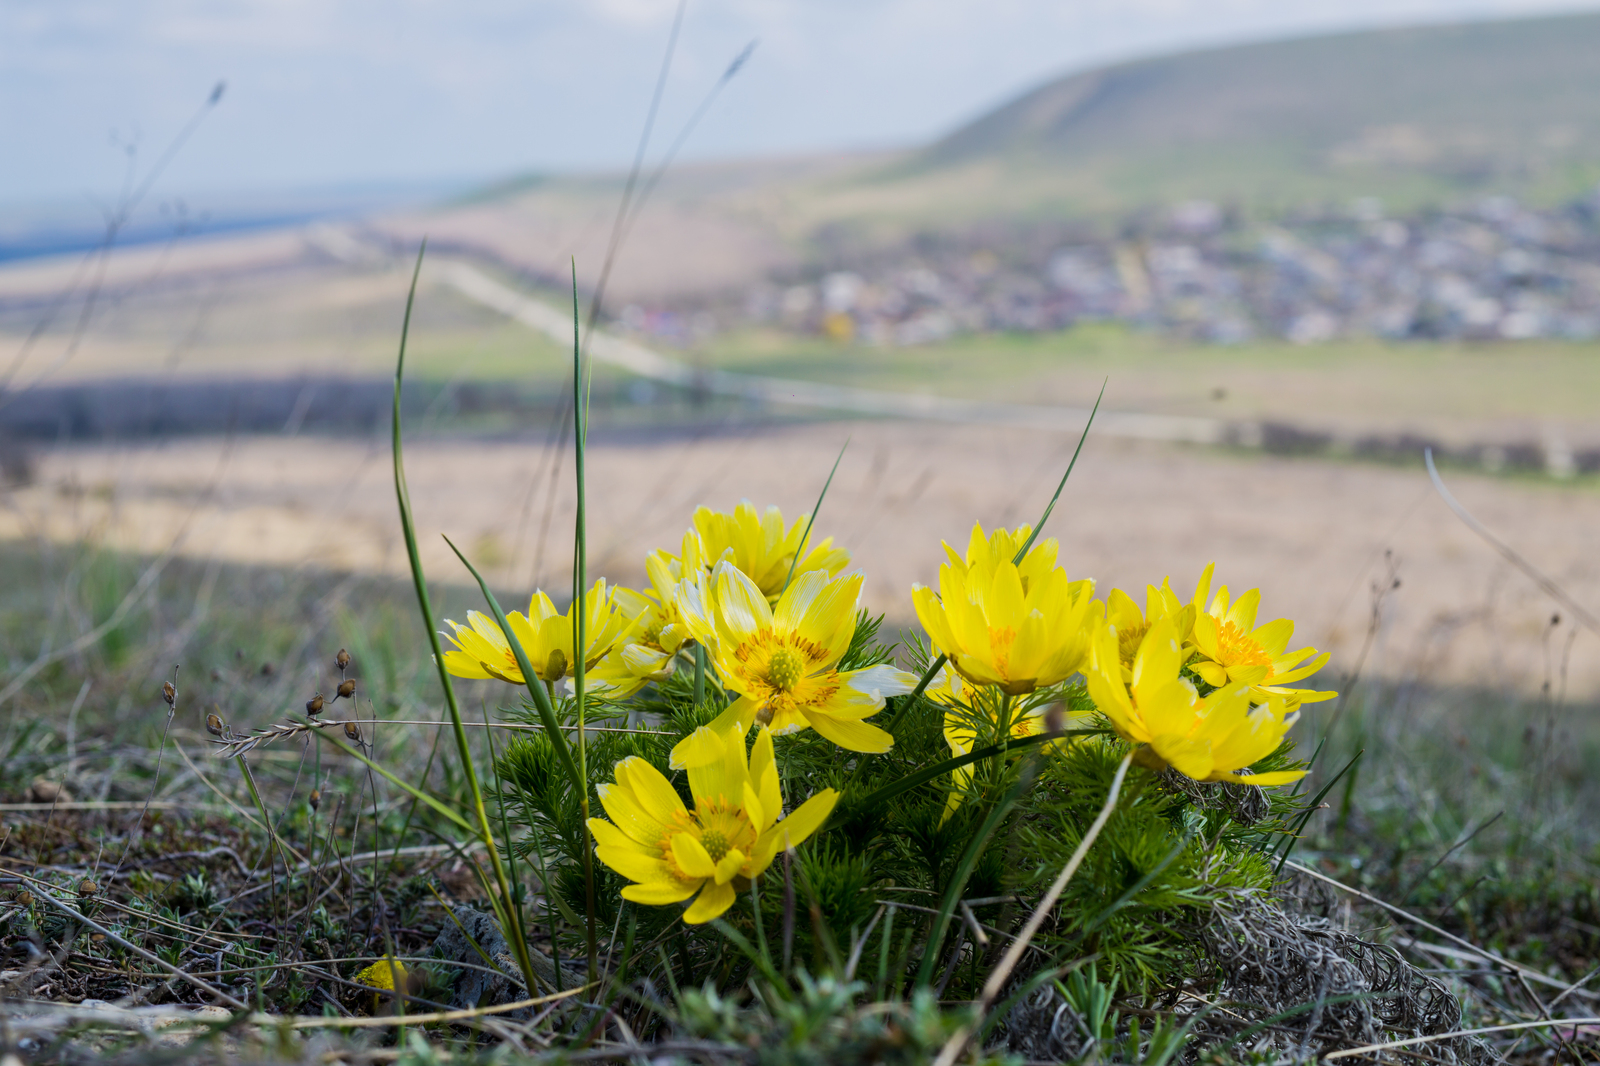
left=5, top=0, right=1600, bottom=208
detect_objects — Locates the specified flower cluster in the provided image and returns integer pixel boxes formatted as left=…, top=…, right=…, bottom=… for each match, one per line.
left=445, top=505, right=1333, bottom=925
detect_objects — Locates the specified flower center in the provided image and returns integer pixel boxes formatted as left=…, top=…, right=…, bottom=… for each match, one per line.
left=1118, top=622, right=1150, bottom=666
left=699, top=829, right=730, bottom=863
left=767, top=647, right=803, bottom=692
left=1215, top=621, right=1271, bottom=672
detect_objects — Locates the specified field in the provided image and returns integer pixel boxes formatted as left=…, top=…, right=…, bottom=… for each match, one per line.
left=4, top=221, right=1600, bottom=1063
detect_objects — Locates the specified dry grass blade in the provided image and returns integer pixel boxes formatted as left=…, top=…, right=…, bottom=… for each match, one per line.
left=258, top=984, right=596, bottom=1029
left=1323, top=1017, right=1600, bottom=1060
left=1425, top=448, right=1600, bottom=635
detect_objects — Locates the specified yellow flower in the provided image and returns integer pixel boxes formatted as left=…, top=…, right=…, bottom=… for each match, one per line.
left=1103, top=578, right=1200, bottom=679
left=1086, top=617, right=1305, bottom=786
left=441, top=579, right=633, bottom=692
left=912, top=522, right=1098, bottom=695
left=354, top=958, right=408, bottom=991
left=671, top=562, right=915, bottom=766
left=590, top=724, right=839, bottom=924
left=591, top=532, right=710, bottom=697
left=1187, top=570, right=1335, bottom=707
left=354, top=957, right=411, bottom=1012
left=692, top=502, right=849, bottom=603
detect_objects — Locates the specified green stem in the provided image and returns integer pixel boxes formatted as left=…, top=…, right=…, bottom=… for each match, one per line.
left=235, top=754, right=282, bottom=937
left=1013, top=380, right=1105, bottom=561
left=443, top=537, right=579, bottom=792
left=693, top=644, right=707, bottom=707
left=854, top=729, right=1107, bottom=811
left=915, top=751, right=1042, bottom=989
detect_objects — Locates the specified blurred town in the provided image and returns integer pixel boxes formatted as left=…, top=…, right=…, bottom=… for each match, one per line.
left=619, top=190, right=1600, bottom=348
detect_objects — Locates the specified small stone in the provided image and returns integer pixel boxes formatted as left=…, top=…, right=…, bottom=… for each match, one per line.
left=28, top=777, right=70, bottom=804
left=430, top=905, right=581, bottom=1013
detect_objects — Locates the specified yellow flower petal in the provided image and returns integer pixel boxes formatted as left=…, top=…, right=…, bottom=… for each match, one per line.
left=756, top=788, right=838, bottom=860
left=683, top=879, right=737, bottom=924
left=801, top=711, right=894, bottom=753
left=671, top=833, right=717, bottom=880
left=714, top=848, right=746, bottom=885
left=622, top=880, right=699, bottom=905
left=614, top=757, right=687, bottom=822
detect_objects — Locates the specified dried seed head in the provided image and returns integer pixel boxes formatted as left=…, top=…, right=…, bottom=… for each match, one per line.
left=78, top=878, right=98, bottom=897
left=15, top=890, right=31, bottom=907
left=306, top=693, right=325, bottom=716
left=344, top=721, right=363, bottom=744
left=309, top=788, right=321, bottom=812
left=206, top=712, right=226, bottom=738
left=336, top=648, right=351, bottom=670
left=336, top=679, right=356, bottom=700
left=161, top=681, right=176, bottom=707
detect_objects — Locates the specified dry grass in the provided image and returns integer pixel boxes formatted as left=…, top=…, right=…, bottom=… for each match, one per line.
left=3, top=422, right=1597, bottom=700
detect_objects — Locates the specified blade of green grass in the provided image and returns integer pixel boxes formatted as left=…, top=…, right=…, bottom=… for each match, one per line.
left=1274, top=747, right=1363, bottom=874
left=390, top=240, right=541, bottom=999
left=1013, top=379, right=1105, bottom=560
left=571, top=259, right=599, bottom=984
left=780, top=436, right=849, bottom=597
left=895, top=385, right=1106, bottom=725
left=442, top=534, right=580, bottom=792
left=915, top=752, right=1043, bottom=989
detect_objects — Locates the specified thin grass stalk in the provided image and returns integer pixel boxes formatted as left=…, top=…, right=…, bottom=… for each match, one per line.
left=748, top=875, right=773, bottom=978
left=389, top=240, right=541, bottom=998
left=481, top=705, right=526, bottom=923
left=113, top=668, right=176, bottom=877
left=782, top=847, right=796, bottom=974
left=235, top=753, right=282, bottom=935
left=572, top=260, right=600, bottom=983
left=1273, top=748, right=1363, bottom=874
left=1011, top=380, right=1105, bottom=560
left=779, top=437, right=848, bottom=597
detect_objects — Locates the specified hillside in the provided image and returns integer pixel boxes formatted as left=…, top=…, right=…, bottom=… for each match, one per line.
left=895, top=10, right=1600, bottom=217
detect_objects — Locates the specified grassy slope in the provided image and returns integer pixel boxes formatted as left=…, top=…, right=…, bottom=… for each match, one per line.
left=891, top=9, right=1600, bottom=220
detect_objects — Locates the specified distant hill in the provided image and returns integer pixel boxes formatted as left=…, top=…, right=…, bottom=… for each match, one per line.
left=872, top=10, right=1600, bottom=219
left=387, top=10, right=1600, bottom=299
